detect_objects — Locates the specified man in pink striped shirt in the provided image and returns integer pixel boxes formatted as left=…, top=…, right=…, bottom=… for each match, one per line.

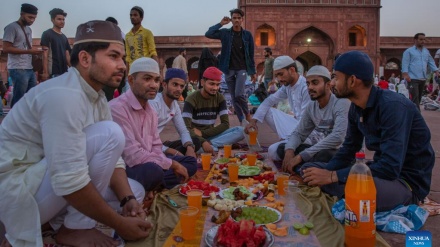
left=110, top=57, right=197, bottom=192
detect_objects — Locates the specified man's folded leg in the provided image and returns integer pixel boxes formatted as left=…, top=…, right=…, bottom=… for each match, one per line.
left=163, top=155, right=197, bottom=189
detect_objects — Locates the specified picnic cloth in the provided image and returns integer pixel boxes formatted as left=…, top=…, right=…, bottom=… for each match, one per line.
left=296, top=186, right=390, bottom=247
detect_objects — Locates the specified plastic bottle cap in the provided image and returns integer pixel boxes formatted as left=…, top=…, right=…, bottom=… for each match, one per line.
left=355, top=152, right=365, bottom=159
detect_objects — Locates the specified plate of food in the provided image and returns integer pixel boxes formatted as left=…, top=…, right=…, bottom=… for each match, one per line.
left=231, top=206, right=282, bottom=225
left=205, top=219, right=274, bottom=247
left=219, top=186, right=264, bottom=201
left=179, top=180, right=220, bottom=198
left=235, top=152, right=265, bottom=160
left=238, top=165, right=261, bottom=177
left=214, top=157, right=230, bottom=164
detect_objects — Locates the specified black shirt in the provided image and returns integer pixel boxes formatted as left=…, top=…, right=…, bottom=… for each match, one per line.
left=40, top=29, right=72, bottom=76
left=229, top=30, right=246, bottom=70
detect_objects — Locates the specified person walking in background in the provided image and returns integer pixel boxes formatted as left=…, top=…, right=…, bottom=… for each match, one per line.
left=205, top=8, right=256, bottom=123
left=2, top=3, right=43, bottom=107
left=402, top=33, right=439, bottom=109
left=125, top=6, right=157, bottom=72
left=172, top=48, right=188, bottom=75
left=259, top=47, right=275, bottom=89
left=377, top=76, right=389, bottom=89
left=40, top=8, right=71, bottom=81
left=198, top=47, right=218, bottom=88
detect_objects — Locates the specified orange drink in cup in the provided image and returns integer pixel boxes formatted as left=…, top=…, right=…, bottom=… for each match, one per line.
left=248, top=128, right=258, bottom=145
left=179, top=206, right=199, bottom=240
left=187, top=189, right=203, bottom=209
left=201, top=153, right=211, bottom=170
left=223, top=144, right=232, bottom=158
left=228, top=164, right=239, bottom=182
left=247, top=153, right=257, bottom=166
left=187, top=189, right=203, bottom=215
left=277, top=172, right=290, bottom=195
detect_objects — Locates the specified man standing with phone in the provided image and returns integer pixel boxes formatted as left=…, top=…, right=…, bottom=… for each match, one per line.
left=205, top=8, right=256, bottom=123
left=2, top=3, right=43, bottom=107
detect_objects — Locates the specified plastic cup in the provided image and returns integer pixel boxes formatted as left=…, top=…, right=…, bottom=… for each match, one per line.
left=201, top=153, right=211, bottom=170
left=277, top=172, right=290, bottom=195
left=187, top=189, right=203, bottom=214
left=228, top=164, right=239, bottom=182
left=223, top=144, right=232, bottom=158
left=179, top=206, right=199, bottom=240
left=249, top=129, right=258, bottom=145
left=247, top=153, right=257, bottom=166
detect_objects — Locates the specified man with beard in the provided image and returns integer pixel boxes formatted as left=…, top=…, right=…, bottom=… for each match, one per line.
left=2, top=3, right=43, bottom=107
left=402, top=33, right=439, bottom=110
left=205, top=8, right=256, bottom=123
left=183, top=66, right=244, bottom=154
left=245, top=55, right=313, bottom=161
left=110, top=58, right=197, bottom=193
left=277, top=65, right=350, bottom=175
left=125, top=6, right=157, bottom=73
left=301, top=51, right=434, bottom=212
left=258, top=47, right=275, bottom=89
left=172, top=48, right=188, bottom=75
left=40, top=8, right=71, bottom=81
left=149, top=68, right=201, bottom=158
left=0, top=20, right=150, bottom=247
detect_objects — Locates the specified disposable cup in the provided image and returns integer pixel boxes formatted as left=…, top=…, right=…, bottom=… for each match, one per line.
left=201, top=153, right=211, bottom=170
left=179, top=206, right=199, bottom=240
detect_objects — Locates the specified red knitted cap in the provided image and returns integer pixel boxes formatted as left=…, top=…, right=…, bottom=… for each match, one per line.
left=203, top=67, right=222, bottom=81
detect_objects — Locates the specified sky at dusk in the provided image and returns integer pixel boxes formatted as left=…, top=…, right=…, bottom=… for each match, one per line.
left=0, top=0, right=439, bottom=38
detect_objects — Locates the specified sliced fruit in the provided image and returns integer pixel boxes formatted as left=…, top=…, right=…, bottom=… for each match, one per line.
left=299, top=227, right=310, bottom=235
left=305, top=222, right=314, bottom=229
left=293, top=223, right=304, bottom=230
left=273, top=226, right=288, bottom=237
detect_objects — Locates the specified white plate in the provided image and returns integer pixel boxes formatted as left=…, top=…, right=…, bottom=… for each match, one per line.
left=218, top=187, right=263, bottom=201
left=205, top=225, right=274, bottom=247
left=178, top=184, right=219, bottom=199
left=231, top=206, right=282, bottom=225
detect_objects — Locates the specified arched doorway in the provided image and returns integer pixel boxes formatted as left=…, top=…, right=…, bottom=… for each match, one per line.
left=384, top=58, right=401, bottom=81
left=187, top=57, right=199, bottom=82
left=289, top=26, right=334, bottom=68
left=296, top=51, right=322, bottom=73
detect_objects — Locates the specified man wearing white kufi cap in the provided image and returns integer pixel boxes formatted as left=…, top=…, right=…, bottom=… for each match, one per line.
left=245, top=55, right=315, bottom=161
left=278, top=65, right=350, bottom=175
left=110, top=58, right=197, bottom=198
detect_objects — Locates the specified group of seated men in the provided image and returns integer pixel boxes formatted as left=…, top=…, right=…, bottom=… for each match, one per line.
left=0, top=20, right=435, bottom=246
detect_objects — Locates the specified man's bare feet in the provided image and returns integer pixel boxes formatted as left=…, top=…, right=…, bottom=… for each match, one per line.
left=55, top=224, right=120, bottom=247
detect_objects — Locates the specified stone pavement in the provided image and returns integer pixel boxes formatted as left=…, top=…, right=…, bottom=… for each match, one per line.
left=0, top=107, right=439, bottom=246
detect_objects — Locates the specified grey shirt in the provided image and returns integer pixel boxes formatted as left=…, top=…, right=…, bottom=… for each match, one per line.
left=3, top=22, right=33, bottom=69
left=285, top=94, right=350, bottom=162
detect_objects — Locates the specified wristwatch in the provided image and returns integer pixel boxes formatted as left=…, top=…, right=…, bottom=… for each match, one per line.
left=120, top=195, right=136, bottom=207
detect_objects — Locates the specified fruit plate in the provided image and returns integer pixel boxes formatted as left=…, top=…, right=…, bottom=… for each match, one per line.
left=234, top=152, right=265, bottom=160
left=238, top=165, right=261, bottom=177
left=218, top=187, right=264, bottom=201
left=231, top=206, right=282, bottom=225
left=205, top=225, right=274, bottom=247
left=178, top=183, right=219, bottom=199
left=214, top=157, right=230, bottom=164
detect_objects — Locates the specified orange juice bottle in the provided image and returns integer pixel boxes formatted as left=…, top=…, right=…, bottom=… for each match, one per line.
left=345, top=152, right=376, bottom=247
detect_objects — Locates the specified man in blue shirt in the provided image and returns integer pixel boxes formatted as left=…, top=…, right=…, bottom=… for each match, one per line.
left=301, top=51, right=434, bottom=212
left=205, top=8, right=256, bottom=123
left=402, top=33, right=439, bottom=110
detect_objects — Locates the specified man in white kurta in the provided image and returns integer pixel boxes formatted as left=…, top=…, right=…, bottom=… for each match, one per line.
left=0, top=20, right=150, bottom=247
left=245, top=55, right=314, bottom=160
